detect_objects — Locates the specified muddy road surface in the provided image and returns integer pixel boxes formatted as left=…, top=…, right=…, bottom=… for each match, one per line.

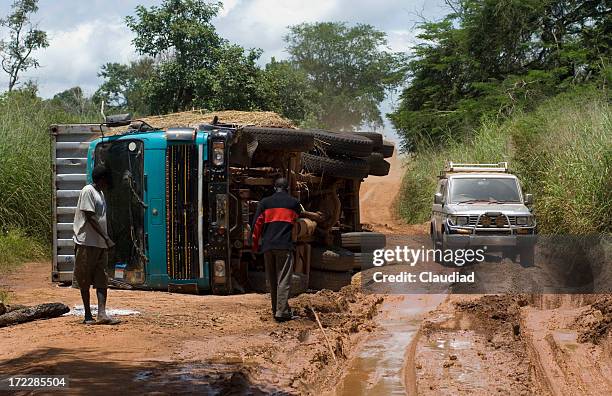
left=2, top=152, right=611, bottom=395
left=0, top=263, right=385, bottom=395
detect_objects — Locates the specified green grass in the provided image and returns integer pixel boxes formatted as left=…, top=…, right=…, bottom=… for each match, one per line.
left=398, top=86, right=611, bottom=234
left=0, top=228, right=47, bottom=274
left=0, top=91, right=98, bottom=241
left=398, top=121, right=512, bottom=224
left=0, top=90, right=98, bottom=273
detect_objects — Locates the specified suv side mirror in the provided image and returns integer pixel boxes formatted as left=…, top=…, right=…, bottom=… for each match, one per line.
left=524, top=193, right=533, bottom=205
left=434, top=192, right=443, bottom=205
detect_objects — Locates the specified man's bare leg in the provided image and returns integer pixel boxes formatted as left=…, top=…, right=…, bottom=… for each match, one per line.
left=96, top=288, right=120, bottom=324
left=80, top=287, right=95, bottom=324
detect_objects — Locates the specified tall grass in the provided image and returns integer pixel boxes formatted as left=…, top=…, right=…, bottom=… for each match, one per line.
left=0, top=228, right=46, bottom=272
left=0, top=91, right=99, bottom=274
left=398, top=122, right=512, bottom=223
left=0, top=91, right=97, bottom=242
left=510, top=90, right=611, bottom=234
left=398, top=87, right=611, bottom=234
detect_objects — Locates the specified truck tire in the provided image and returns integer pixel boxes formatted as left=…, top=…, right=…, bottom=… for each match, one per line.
left=376, top=140, right=394, bottom=158
left=354, top=132, right=383, bottom=149
left=290, top=273, right=309, bottom=296
left=302, top=153, right=369, bottom=179
left=353, top=253, right=375, bottom=270
left=311, top=129, right=373, bottom=157
left=367, top=153, right=391, bottom=176
left=341, top=232, right=386, bottom=252
left=311, top=247, right=355, bottom=272
left=309, top=269, right=352, bottom=291
left=243, top=127, right=314, bottom=152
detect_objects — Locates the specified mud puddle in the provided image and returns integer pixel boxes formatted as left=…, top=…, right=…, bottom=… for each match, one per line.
left=133, top=362, right=277, bottom=395
left=330, top=294, right=446, bottom=395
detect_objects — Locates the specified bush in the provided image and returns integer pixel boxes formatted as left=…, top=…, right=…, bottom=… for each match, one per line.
left=398, top=87, right=611, bottom=235
left=0, top=228, right=46, bottom=274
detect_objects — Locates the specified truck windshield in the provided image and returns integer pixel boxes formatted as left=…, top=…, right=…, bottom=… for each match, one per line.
left=450, top=177, right=521, bottom=203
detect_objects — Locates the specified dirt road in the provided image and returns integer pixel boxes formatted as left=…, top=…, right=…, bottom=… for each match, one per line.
left=0, top=153, right=411, bottom=395
left=2, top=151, right=611, bottom=395
left=0, top=262, right=387, bottom=394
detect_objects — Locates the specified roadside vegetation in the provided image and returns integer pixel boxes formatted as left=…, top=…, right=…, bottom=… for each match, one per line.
left=393, top=0, right=611, bottom=235
left=0, top=89, right=98, bottom=273
left=398, top=87, right=611, bottom=235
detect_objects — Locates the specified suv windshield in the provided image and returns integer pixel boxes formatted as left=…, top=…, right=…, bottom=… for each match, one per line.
left=450, top=177, right=521, bottom=203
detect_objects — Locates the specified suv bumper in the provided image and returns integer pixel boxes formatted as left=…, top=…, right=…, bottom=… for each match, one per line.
left=444, top=234, right=537, bottom=250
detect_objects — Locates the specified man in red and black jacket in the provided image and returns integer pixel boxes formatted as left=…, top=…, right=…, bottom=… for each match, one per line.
left=251, top=177, right=306, bottom=322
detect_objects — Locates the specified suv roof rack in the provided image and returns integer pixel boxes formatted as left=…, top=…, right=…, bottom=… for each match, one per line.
left=441, top=161, right=509, bottom=176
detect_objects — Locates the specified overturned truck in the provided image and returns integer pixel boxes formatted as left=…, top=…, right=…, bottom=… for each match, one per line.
left=50, top=111, right=394, bottom=294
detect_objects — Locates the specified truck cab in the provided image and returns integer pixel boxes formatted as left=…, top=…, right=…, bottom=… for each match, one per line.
left=430, top=162, right=537, bottom=266
left=52, top=123, right=234, bottom=293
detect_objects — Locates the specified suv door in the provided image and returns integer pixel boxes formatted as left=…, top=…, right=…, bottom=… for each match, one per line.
left=431, top=179, right=447, bottom=244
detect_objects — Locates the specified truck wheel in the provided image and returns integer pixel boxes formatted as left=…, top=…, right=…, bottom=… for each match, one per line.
left=376, top=140, right=394, bottom=158
left=248, top=271, right=308, bottom=296
left=353, top=252, right=375, bottom=270
left=519, top=246, right=535, bottom=267
left=353, top=132, right=383, bottom=149
left=302, top=153, right=369, bottom=179
left=243, top=127, right=315, bottom=152
left=311, top=247, right=355, bottom=272
left=290, top=273, right=309, bottom=297
left=309, top=269, right=352, bottom=291
left=341, top=232, right=386, bottom=252
left=367, top=153, right=391, bottom=176
left=310, top=129, right=373, bottom=157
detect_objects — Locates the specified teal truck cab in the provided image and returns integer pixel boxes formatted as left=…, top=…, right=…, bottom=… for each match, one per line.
left=50, top=115, right=394, bottom=294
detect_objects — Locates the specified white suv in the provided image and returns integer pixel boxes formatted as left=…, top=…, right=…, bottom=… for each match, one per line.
left=430, top=162, right=537, bottom=266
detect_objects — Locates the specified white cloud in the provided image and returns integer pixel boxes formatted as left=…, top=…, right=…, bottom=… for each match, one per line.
left=21, top=19, right=136, bottom=98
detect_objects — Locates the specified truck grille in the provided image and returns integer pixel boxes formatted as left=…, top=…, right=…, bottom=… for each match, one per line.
left=166, top=145, right=199, bottom=280
left=469, top=215, right=516, bottom=227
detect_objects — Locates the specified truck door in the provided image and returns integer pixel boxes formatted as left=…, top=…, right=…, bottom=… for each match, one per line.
left=50, top=124, right=106, bottom=283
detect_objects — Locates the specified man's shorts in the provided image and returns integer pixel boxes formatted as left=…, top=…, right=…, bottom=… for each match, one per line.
left=74, top=245, right=108, bottom=289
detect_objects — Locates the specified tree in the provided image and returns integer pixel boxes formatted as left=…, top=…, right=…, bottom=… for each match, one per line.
left=0, top=0, right=48, bottom=91
left=260, top=58, right=319, bottom=125
left=389, top=0, right=611, bottom=151
left=51, top=86, right=98, bottom=116
left=124, top=0, right=267, bottom=114
left=94, top=58, right=155, bottom=115
left=285, top=22, right=405, bottom=130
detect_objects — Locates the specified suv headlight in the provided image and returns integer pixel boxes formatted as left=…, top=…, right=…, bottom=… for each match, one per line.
left=448, top=215, right=469, bottom=226
left=516, top=216, right=534, bottom=226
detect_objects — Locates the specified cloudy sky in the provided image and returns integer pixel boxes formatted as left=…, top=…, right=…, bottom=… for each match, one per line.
left=0, top=0, right=448, bottom=137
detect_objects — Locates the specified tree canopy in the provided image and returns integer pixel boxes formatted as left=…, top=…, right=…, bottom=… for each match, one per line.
left=120, top=0, right=268, bottom=114
left=285, top=22, right=405, bottom=130
left=0, top=0, right=48, bottom=91
left=389, top=0, right=611, bottom=151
